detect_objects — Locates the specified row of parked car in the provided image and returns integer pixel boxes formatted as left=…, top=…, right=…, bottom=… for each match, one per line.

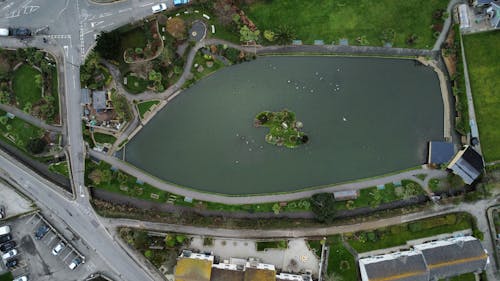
left=34, top=224, right=82, bottom=270
left=0, top=225, right=28, bottom=281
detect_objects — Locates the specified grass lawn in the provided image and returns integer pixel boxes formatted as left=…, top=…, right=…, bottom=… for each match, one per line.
left=308, top=236, right=357, bottom=281
left=12, top=64, right=42, bottom=108
left=137, top=100, right=160, bottom=119
left=441, top=273, right=476, bottom=281
left=120, top=28, right=148, bottom=54
left=0, top=110, right=45, bottom=153
left=93, top=132, right=117, bottom=145
left=463, top=30, right=500, bottom=162
left=49, top=161, right=69, bottom=177
left=246, top=0, right=448, bottom=48
left=125, top=73, right=149, bottom=94
left=256, top=240, right=288, bottom=251
left=192, top=51, right=225, bottom=81
left=0, top=272, right=13, bottom=281
left=346, top=212, right=477, bottom=253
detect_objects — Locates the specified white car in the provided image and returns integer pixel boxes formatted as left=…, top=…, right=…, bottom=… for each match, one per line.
left=151, top=3, right=167, bottom=13
left=2, top=249, right=18, bottom=260
left=51, top=242, right=65, bottom=256
left=69, top=257, right=83, bottom=270
left=13, top=276, right=28, bottom=281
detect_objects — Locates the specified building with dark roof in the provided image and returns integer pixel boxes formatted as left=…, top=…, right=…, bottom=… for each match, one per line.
left=414, top=236, right=489, bottom=280
left=359, top=250, right=429, bottom=281
left=359, top=236, right=489, bottom=281
left=428, top=141, right=455, bottom=165
left=92, top=90, right=107, bottom=112
left=447, top=145, right=484, bottom=184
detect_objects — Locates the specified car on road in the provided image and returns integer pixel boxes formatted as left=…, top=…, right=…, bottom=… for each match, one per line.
left=0, top=28, right=9, bottom=37
left=2, top=249, right=18, bottom=260
left=152, top=3, right=167, bottom=13
left=5, top=258, right=18, bottom=268
left=0, top=234, right=11, bottom=244
left=69, top=257, right=82, bottom=270
left=0, top=241, right=16, bottom=252
left=0, top=205, right=5, bottom=219
left=0, top=225, right=10, bottom=236
left=9, top=27, right=31, bottom=37
left=34, top=225, right=49, bottom=240
left=13, top=276, right=28, bottom=281
left=51, top=242, right=65, bottom=256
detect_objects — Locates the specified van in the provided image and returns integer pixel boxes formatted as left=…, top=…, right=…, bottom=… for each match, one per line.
left=0, top=28, right=8, bottom=36
left=0, top=225, right=10, bottom=236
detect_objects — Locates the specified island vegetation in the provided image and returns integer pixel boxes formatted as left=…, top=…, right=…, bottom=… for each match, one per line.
left=254, top=109, right=308, bottom=148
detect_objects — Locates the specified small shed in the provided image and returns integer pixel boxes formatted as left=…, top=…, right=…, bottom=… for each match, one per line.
left=92, top=90, right=107, bottom=111
left=333, top=190, right=359, bottom=201
left=81, top=88, right=91, bottom=105
left=458, top=4, right=470, bottom=30
left=428, top=141, right=455, bottom=165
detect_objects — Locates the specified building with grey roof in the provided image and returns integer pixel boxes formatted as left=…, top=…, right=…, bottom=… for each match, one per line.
left=447, top=145, right=484, bottom=184
left=428, top=141, right=455, bottom=165
left=359, top=250, right=429, bottom=281
left=414, top=236, right=489, bottom=280
left=81, top=88, right=91, bottom=105
left=92, top=90, right=107, bottom=112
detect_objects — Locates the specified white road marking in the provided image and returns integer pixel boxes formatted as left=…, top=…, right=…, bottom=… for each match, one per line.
left=91, top=21, right=104, bottom=28
left=79, top=185, right=85, bottom=198
left=140, top=2, right=154, bottom=7
left=63, top=45, right=69, bottom=57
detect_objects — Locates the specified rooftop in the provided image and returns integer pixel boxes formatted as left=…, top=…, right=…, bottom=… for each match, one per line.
left=92, top=90, right=107, bottom=111
left=360, top=251, right=429, bottom=281
left=174, top=257, right=213, bottom=281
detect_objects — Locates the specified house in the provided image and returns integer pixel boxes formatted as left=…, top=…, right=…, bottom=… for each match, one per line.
left=359, top=250, right=429, bottom=281
left=428, top=141, right=455, bottom=166
left=447, top=145, right=484, bottom=184
left=92, top=90, right=108, bottom=112
left=81, top=88, right=91, bottom=105
left=414, top=236, right=489, bottom=280
left=359, top=236, right=489, bottom=281
left=486, top=2, right=500, bottom=28
left=174, top=251, right=213, bottom=281
left=333, top=190, right=359, bottom=201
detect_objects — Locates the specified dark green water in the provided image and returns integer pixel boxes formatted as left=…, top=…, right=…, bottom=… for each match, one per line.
left=125, top=56, right=443, bottom=195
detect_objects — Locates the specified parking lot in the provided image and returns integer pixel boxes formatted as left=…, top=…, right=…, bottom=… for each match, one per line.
left=0, top=182, right=35, bottom=219
left=1, top=213, right=89, bottom=280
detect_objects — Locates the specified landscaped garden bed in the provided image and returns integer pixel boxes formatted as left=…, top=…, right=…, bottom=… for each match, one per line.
left=308, top=235, right=357, bottom=281
left=256, top=240, right=287, bottom=251
left=137, top=100, right=160, bottom=119
left=0, top=109, right=49, bottom=155
left=0, top=47, right=60, bottom=123
left=254, top=109, right=308, bottom=148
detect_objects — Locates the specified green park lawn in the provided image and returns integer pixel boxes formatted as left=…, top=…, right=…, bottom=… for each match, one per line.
left=346, top=212, right=478, bottom=253
left=137, top=100, right=160, bottom=119
left=0, top=110, right=45, bottom=153
left=125, top=73, right=149, bottom=94
left=440, top=273, right=476, bottom=281
left=463, top=30, right=500, bottom=162
left=93, top=132, right=117, bottom=145
left=308, top=236, right=357, bottom=281
left=256, top=240, right=288, bottom=251
left=0, top=272, right=13, bottom=281
left=12, top=64, right=42, bottom=108
left=246, top=0, right=448, bottom=48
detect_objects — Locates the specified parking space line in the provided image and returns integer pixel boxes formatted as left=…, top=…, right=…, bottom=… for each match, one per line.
left=24, top=214, right=37, bottom=225
left=62, top=251, right=73, bottom=262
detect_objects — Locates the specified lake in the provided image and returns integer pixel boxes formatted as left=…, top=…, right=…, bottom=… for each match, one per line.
left=125, top=56, right=443, bottom=195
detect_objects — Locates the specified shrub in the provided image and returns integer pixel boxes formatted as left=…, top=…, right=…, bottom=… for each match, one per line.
left=27, top=137, right=47, bottom=154
left=366, top=232, right=377, bottom=242
left=144, top=250, right=153, bottom=259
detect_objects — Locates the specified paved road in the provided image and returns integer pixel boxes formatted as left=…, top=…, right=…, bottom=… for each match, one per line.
left=0, top=103, right=62, bottom=132
left=0, top=149, right=161, bottom=281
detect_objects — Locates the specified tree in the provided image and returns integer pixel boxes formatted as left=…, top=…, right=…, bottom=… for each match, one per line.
left=166, top=18, right=186, bottom=39
left=110, top=90, right=132, bottom=121
left=239, top=25, right=260, bottom=43
left=274, top=25, right=295, bottom=45
left=272, top=203, right=281, bottom=214
left=34, top=74, right=43, bottom=89
left=263, top=30, right=275, bottom=42
left=23, top=102, right=32, bottom=114
left=148, top=70, right=163, bottom=92
left=311, top=193, right=337, bottom=223
left=27, top=138, right=47, bottom=154
left=95, top=30, right=121, bottom=60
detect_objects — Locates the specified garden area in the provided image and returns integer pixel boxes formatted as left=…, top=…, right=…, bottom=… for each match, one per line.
left=308, top=235, right=356, bottom=281
left=48, top=161, right=69, bottom=177
left=254, top=109, right=308, bottom=148
left=463, top=30, right=500, bottom=162
left=0, top=110, right=49, bottom=155
left=345, top=212, right=480, bottom=253
left=0, top=48, right=60, bottom=123
left=256, top=240, right=288, bottom=251
left=137, top=100, right=160, bottom=119
left=244, top=0, right=448, bottom=48
left=80, top=52, right=113, bottom=90
left=0, top=272, right=12, bottom=281
left=93, top=132, right=117, bottom=145
left=124, top=73, right=149, bottom=94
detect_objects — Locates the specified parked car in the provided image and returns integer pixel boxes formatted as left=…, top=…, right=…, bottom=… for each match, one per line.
left=69, top=257, right=82, bottom=270
left=151, top=3, right=167, bottom=13
left=0, top=205, right=5, bottom=219
left=9, top=27, right=31, bottom=37
left=51, top=242, right=65, bottom=256
left=0, top=225, right=10, bottom=236
left=0, top=28, right=8, bottom=36
left=5, top=258, right=18, bottom=268
left=0, top=234, right=11, bottom=244
left=13, top=276, right=28, bottom=281
left=34, top=225, right=49, bottom=240
left=2, top=249, right=18, bottom=260
left=0, top=241, right=16, bottom=252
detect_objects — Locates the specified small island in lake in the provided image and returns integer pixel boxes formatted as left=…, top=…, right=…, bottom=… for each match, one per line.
left=254, top=109, right=309, bottom=148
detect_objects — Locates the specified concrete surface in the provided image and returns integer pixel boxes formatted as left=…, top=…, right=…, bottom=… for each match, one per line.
left=0, top=182, right=35, bottom=219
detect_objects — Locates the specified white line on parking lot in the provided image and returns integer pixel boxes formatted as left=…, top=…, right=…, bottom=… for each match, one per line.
left=24, top=214, right=38, bottom=225
left=62, top=251, right=73, bottom=262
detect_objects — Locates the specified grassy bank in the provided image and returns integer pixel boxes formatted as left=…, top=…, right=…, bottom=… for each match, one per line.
left=49, top=161, right=69, bottom=177
left=246, top=0, right=447, bottom=48
left=463, top=30, right=500, bottom=161
left=137, top=100, right=160, bottom=119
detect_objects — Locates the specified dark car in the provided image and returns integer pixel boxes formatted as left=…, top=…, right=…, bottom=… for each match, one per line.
left=0, top=241, right=16, bottom=252
left=34, top=225, right=49, bottom=240
left=9, top=28, right=31, bottom=37
left=0, top=205, right=5, bottom=219
left=0, top=234, right=11, bottom=244
left=5, top=258, right=18, bottom=268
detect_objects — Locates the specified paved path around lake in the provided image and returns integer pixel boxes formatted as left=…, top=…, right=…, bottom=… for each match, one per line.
left=90, top=149, right=446, bottom=204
